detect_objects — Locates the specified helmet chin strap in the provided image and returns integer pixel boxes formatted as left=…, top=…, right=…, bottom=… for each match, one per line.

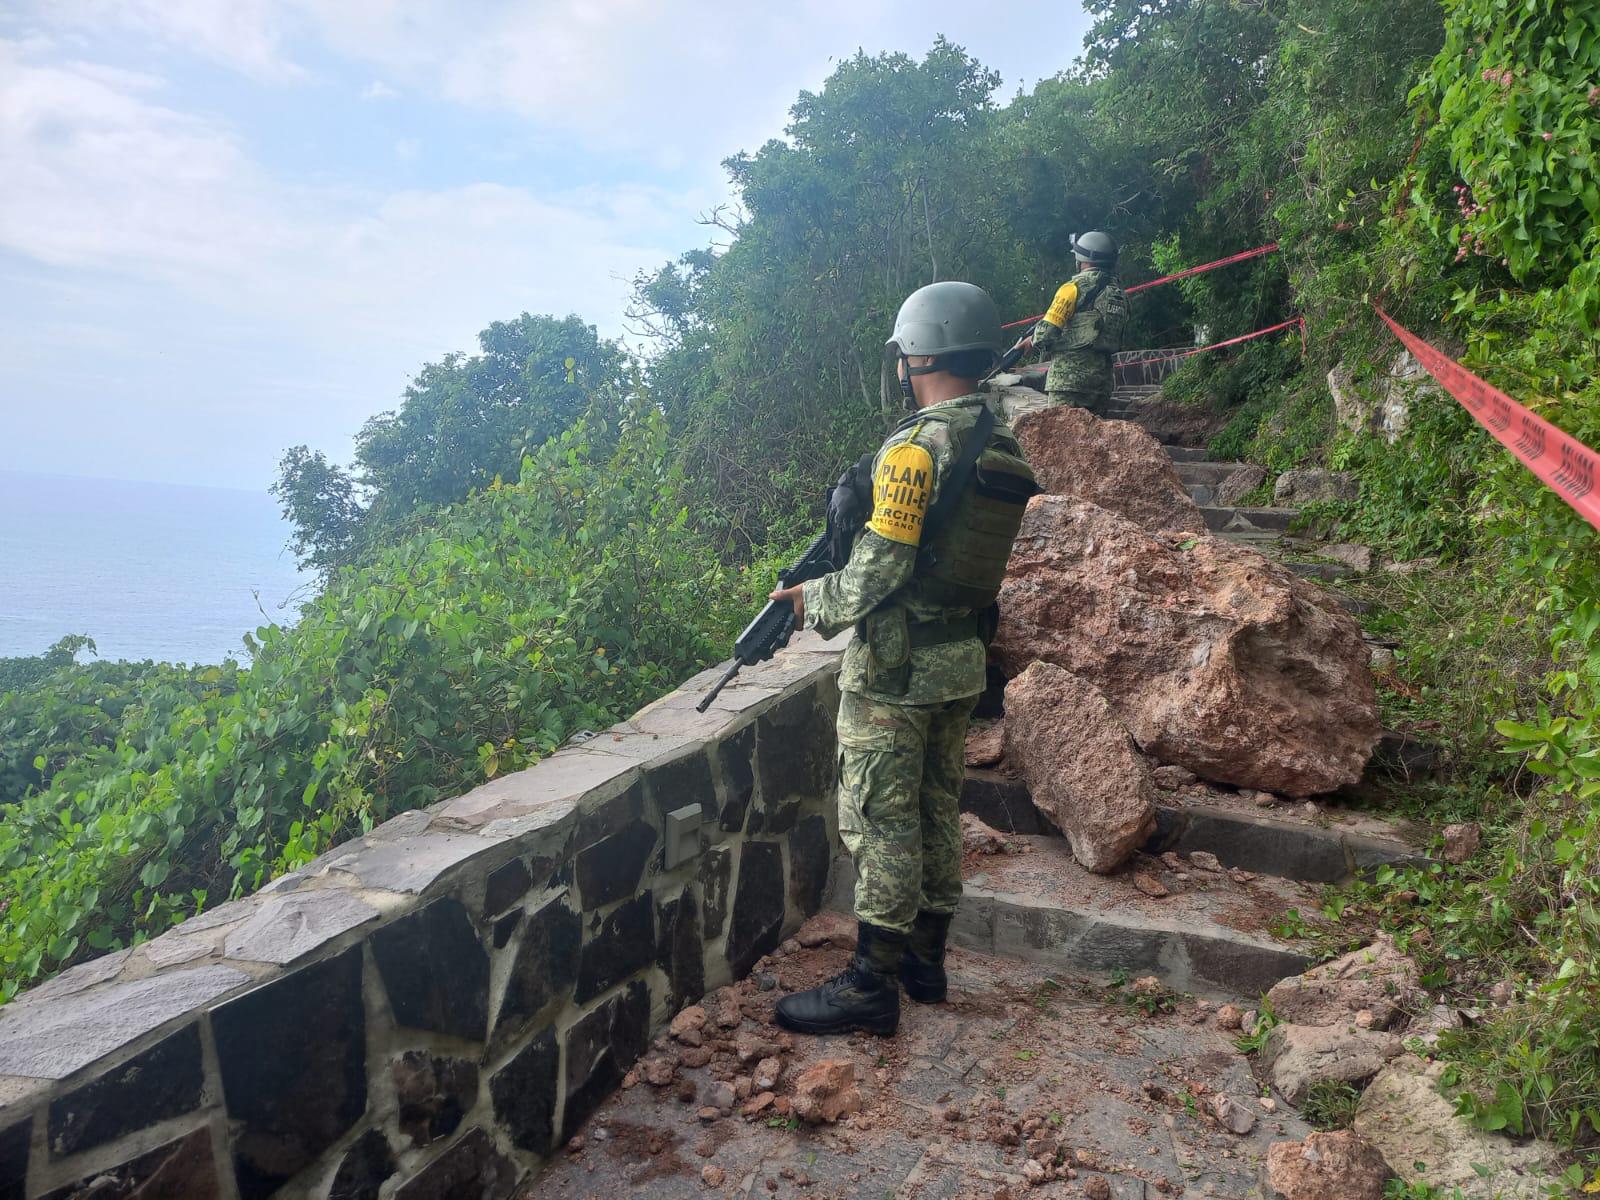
left=899, top=352, right=942, bottom=410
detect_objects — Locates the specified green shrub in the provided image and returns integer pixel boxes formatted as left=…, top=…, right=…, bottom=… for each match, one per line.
left=0, top=394, right=766, bottom=997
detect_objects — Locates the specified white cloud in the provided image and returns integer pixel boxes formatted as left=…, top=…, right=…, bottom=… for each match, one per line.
left=38, top=0, right=302, bottom=80
left=361, top=79, right=398, bottom=101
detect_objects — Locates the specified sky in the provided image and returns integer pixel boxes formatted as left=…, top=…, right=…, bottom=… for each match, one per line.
left=0, top=1, right=1095, bottom=490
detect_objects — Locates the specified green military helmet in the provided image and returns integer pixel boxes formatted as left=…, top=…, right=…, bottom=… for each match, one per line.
left=886, top=281, right=1004, bottom=359
left=1071, top=230, right=1119, bottom=267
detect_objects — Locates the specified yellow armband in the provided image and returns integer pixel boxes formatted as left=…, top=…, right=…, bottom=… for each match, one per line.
left=867, top=442, right=935, bottom=546
left=1043, top=281, right=1079, bottom=328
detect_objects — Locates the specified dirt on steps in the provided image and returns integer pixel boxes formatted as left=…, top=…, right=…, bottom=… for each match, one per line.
left=520, top=913, right=1312, bottom=1200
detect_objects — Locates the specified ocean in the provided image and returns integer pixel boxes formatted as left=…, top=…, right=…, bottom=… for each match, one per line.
left=0, top=470, right=313, bottom=665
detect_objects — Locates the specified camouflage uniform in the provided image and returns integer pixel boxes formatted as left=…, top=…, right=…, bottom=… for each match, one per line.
left=802, top=394, right=1019, bottom=934
left=1031, top=267, right=1128, bottom=415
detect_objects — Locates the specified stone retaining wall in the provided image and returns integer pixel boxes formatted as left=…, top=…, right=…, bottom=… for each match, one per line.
left=0, top=631, right=846, bottom=1200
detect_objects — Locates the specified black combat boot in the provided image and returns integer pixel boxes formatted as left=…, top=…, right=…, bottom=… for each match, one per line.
left=774, top=922, right=904, bottom=1036
left=899, top=910, right=953, bottom=1004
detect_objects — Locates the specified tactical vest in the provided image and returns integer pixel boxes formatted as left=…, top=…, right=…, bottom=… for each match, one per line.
left=1062, top=268, right=1129, bottom=355
left=893, top=401, right=1038, bottom=614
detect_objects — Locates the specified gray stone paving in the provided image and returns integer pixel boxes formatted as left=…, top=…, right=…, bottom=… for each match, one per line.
left=521, top=924, right=1308, bottom=1200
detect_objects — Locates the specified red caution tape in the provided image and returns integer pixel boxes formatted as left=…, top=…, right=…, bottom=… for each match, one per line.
left=1003, top=241, right=1282, bottom=329
left=1374, top=306, right=1600, bottom=533
left=1118, top=316, right=1306, bottom=367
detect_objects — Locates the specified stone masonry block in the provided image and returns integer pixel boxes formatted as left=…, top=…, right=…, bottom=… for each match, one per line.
left=755, top=692, right=834, bottom=820
left=496, top=895, right=581, bottom=1038
left=576, top=892, right=654, bottom=1005
left=699, top=844, right=732, bottom=941
left=40, top=1126, right=219, bottom=1200
left=0, top=1119, right=28, bottom=1200
left=489, top=1028, right=560, bottom=1155
left=393, top=1050, right=478, bottom=1148
left=643, top=747, right=717, bottom=824
left=563, top=979, right=650, bottom=1139
left=392, top=1127, right=518, bottom=1200
left=328, top=1129, right=397, bottom=1200
left=576, top=820, right=657, bottom=910
left=726, top=842, right=786, bottom=978
left=714, top=723, right=756, bottom=833
left=576, top=782, right=645, bottom=848
left=482, top=856, right=532, bottom=919
left=371, top=897, right=490, bottom=1042
left=788, top=814, right=832, bottom=917
left=212, top=946, right=367, bottom=1200
left=47, top=1023, right=205, bottom=1159
left=655, top=887, right=705, bottom=1015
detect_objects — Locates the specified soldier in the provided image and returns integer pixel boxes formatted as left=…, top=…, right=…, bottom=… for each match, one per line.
left=768, top=282, right=1037, bottom=1036
left=1019, top=231, right=1129, bottom=415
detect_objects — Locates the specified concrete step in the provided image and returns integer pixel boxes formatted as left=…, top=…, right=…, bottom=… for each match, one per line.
left=1163, top=446, right=1212, bottom=463
left=1187, top=483, right=1215, bottom=505
left=1216, top=528, right=1288, bottom=549
left=826, top=843, right=1317, bottom=1001
left=1175, top=461, right=1249, bottom=486
left=961, top=770, right=1424, bottom=885
left=1201, top=505, right=1298, bottom=533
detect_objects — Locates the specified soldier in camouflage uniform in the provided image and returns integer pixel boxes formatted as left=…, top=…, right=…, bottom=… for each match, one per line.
left=1021, top=231, right=1129, bottom=415
left=769, top=282, right=1037, bottom=1036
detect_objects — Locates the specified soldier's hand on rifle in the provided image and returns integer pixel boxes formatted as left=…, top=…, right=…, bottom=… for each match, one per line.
left=769, top=583, right=805, bottom=620
left=1015, top=335, right=1034, bottom=354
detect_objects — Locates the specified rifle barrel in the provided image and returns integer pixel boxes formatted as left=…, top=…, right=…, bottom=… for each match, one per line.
left=695, top=658, right=744, bottom=713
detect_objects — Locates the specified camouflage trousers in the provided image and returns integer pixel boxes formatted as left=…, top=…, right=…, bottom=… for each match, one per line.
left=835, top=688, right=978, bottom=934
left=1045, top=350, right=1114, bottom=415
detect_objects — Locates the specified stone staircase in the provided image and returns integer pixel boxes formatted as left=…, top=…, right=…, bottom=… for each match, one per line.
left=1102, top=383, right=1363, bottom=584
left=823, top=770, right=1423, bottom=1005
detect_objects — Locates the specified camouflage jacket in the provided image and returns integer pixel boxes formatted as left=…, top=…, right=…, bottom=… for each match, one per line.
left=801, top=394, right=991, bottom=705
left=1031, top=268, right=1124, bottom=356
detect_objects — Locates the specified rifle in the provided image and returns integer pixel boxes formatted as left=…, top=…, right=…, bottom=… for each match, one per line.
left=695, top=528, right=836, bottom=713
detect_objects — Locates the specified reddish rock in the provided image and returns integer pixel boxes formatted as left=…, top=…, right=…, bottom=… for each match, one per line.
left=965, top=721, right=1006, bottom=768
left=1264, top=1130, right=1393, bottom=1199
left=702, top=1164, right=727, bottom=1187
left=1132, top=872, right=1168, bottom=898
left=1003, top=662, right=1156, bottom=873
left=791, top=1059, right=862, bottom=1125
left=961, top=812, right=1009, bottom=857
left=1265, top=935, right=1420, bottom=1030
left=994, top=497, right=1379, bottom=796
left=1012, top=405, right=1205, bottom=534
left=1442, top=821, right=1480, bottom=864
left=671, top=1005, right=708, bottom=1041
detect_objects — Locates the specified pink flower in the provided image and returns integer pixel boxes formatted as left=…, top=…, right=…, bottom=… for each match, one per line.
left=1542, top=132, right=1553, bottom=141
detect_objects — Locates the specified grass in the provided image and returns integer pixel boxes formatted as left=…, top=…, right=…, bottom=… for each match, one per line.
left=1301, top=1079, right=1362, bottom=1130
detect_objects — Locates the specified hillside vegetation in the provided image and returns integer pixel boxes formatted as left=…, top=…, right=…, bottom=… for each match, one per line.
left=3, top=0, right=1598, bottom=1157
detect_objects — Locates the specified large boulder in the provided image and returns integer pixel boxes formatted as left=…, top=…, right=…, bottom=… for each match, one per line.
left=1261, top=1022, right=1403, bottom=1104
left=1265, top=935, right=1421, bottom=1031
left=993, top=497, right=1380, bottom=795
left=1264, top=1131, right=1394, bottom=1200
left=1352, top=1056, right=1562, bottom=1199
left=1010, top=404, right=1206, bottom=534
left=1002, top=662, right=1157, bottom=873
